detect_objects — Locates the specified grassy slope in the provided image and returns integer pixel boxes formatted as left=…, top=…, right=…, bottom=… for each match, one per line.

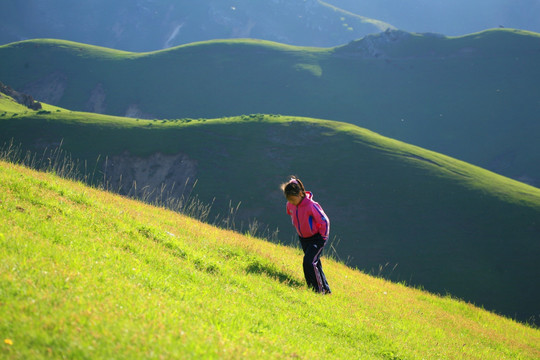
left=1, top=97, right=539, bottom=324
left=1, top=29, right=539, bottom=183
left=1, top=160, right=539, bottom=359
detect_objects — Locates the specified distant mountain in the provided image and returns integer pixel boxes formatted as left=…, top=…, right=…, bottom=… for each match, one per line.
left=327, top=0, right=540, bottom=35
left=1, top=29, right=539, bottom=187
left=0, top=0, right=393, bottom=51
left=1, top=97, right=539, bottom=323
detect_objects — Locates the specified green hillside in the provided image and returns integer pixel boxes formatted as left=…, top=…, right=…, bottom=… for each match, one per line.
left=1, top=29, right=539, bottom=185
left=1, top=95, right=539, bottom=324
left=1, top=160, right=539, bottom=359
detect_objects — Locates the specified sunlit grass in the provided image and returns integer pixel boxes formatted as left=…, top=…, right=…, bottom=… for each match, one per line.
left=2, top=97, right=540, bottom=324
left=1, top=160, right=539, bottom=359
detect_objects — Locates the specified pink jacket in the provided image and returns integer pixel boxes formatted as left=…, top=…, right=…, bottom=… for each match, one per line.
left=286, top=191, right=330, bottom=240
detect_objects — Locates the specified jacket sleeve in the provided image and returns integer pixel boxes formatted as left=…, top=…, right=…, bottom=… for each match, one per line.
left=311, top=203, right=330, bottom=240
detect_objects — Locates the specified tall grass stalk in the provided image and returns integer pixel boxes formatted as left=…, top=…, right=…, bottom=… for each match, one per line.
left=0, top=139, right=275, bottom=238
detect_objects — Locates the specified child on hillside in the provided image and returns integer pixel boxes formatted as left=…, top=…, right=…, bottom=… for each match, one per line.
left=281, top=176, right=331, bottom=294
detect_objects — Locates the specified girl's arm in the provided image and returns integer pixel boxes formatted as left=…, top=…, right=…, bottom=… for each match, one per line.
left=312, top=203, right=330, bottom=240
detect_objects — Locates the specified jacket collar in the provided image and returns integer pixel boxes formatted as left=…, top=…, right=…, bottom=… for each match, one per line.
left=297, top=191, right=313, bottom=208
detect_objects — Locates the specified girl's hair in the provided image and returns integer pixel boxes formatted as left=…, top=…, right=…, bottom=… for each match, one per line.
left=281, top=176, right=306, bottom=198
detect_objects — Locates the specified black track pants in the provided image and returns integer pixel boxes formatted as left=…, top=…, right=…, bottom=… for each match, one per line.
left=299, top=234, right=331, bottom=293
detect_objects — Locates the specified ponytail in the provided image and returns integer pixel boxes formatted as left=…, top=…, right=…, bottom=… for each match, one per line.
left=281, top=176, right=306, bottom=198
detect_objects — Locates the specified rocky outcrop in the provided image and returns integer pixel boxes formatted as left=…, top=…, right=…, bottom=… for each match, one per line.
left=102, top=151, right=198, bottom=203
left=336, top=29, right=414, bottom=58
left=86, top=83, right=106, bottom=113
left=21, top=71, right=67, bottom=105
left=0, top=81, right=42, bottom=110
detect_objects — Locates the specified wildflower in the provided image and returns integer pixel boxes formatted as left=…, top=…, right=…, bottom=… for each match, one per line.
left=4, top=339, right=13, bottom=345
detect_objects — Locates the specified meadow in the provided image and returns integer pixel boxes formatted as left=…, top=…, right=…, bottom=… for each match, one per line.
left=1, top=159, right=539, bottom=359
left=1, top=20, right=540, bottom=359
left=1, top=93, right=539, bottom=324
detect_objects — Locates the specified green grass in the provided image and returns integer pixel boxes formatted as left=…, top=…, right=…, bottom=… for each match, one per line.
left=0, top=93, right=64, bottom=115
left=1, top=98, right=539, bottom=324
left=1, top=160, right=539, bottom=359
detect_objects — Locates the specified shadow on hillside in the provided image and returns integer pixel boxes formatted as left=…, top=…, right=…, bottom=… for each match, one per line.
left=245, top=259, right=303, bottom=288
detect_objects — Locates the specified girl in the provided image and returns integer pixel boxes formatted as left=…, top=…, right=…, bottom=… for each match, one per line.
left=282, top=176, right=331, bottom=294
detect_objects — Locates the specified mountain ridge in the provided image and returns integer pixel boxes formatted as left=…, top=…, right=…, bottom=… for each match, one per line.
left=1, top=29, right=539, bottom=187
left=0, top=0, right=394, bottom=51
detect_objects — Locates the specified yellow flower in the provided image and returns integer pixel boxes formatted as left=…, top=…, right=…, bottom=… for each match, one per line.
left=4, top=339, right=13, bottom=345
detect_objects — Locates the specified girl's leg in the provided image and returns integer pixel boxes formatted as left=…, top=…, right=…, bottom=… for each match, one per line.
left=316, top=258, right=331, bottom=294
left=313, top=236, right=331, bottom=293
left=300, top=236, right=330, bottom=293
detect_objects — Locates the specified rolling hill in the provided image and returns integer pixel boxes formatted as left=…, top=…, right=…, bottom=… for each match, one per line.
left=1, top=94, right=539, bottom=324
left=1, top=29, right=539, bottom=186
left=1, top=160, right=540, bottom=359
left=0, top=0, right=393, bottom=51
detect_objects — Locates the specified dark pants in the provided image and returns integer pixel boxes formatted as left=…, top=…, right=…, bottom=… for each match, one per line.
left=299, top=234, right=331, bottom=293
